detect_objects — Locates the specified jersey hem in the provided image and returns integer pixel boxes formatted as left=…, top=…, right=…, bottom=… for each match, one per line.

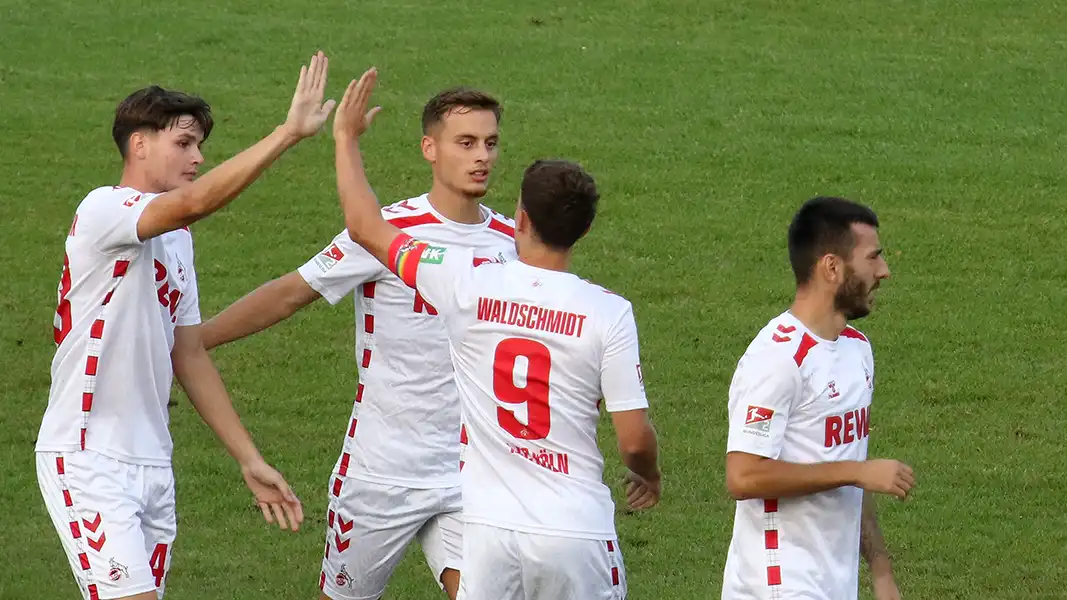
left=462, top=515, right=617, bottom=541
left=606, top=399, right=650, bottom=413
left=725, top=443, right=778, bottom=459
left=338, top=470, right=461, bottom=490
left=35, top=444, right=173, bottom=468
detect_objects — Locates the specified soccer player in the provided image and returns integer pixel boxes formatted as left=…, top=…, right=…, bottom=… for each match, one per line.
left=721, top=196, right=914, bottom=600
left=35, top=52, right=337, bottom=600
left=330, top=68, right=662, bottom=600
left=199, top=87, right=515, bottom=600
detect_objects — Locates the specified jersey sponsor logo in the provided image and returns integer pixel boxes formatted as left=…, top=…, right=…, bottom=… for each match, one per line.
left=313, top=243, right=345, bottom=272
left=419, top=244, right=446, bottom=264
left=122, top=194, right=143, bottom=208
left=825, top=405, right=870, bottom=448
left=743, top=405, right=774, bottom=436
left=864, top=366, right=873, bottom=389
left=636, top=363, right=644, bottom=385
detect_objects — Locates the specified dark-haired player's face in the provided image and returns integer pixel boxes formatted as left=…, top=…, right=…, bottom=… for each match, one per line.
left=423, top=108, right=498, bottom=199
left=141, top=116, right=205, bottom=192
left=834, top=223, right=890, bottom=320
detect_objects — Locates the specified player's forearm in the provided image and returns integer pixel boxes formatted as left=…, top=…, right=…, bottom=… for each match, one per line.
left=202, top=273, right=315, bottom=350
left=334, top=135, right=394, bottom=265
left=180, top=126, right=302, bottom=221
left=726, top=455, right=861, bottom=500
left=619, top=426, right=661, bottom=484
left=173, top=345, right=262, bottom=466
left=861, top=492, right=895, bottom=577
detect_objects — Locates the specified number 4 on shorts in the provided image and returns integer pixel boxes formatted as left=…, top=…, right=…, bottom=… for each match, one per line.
left=150, top=543, right=169, bottom=587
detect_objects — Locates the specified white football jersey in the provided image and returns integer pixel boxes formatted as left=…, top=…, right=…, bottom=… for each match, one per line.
left=386, top=234, right=649, bottom=540
left=297, top=194, right=517, bottom=488
left=722, top=311, right=875, bottom=600
left=36, top=187, right=201, bottom=466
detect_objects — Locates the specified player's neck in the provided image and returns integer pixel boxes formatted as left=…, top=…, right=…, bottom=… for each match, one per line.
left=427, top=185, right=484, bottom=225
left=118, top=167, right=163, bottom=194
left=518, top=243, right=571, bottom=273
left=789, top=287, right=847, bottom=341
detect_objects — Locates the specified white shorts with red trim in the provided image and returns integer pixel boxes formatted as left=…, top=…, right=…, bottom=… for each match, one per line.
left=456, top=522, right=627, bottom=600
left=319, top=476, right=462, bottom=600
left=36, top=450, right=176, bottom=600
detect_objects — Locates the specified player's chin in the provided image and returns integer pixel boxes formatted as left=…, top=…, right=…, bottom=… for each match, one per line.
left=462, top=182, right=489, bottom=198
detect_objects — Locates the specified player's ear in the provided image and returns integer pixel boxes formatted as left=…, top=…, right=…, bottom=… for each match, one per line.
left=421, top=135, right=436, bottom=163
left=514, top=203, right=529, bottom=235
left=821, top=253, right=843, bottom=284
left=128, top=132, right=148, bottom=161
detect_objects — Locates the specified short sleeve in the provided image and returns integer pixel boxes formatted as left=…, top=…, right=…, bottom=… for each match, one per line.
left=297, top=231, right=390, bottom=305
left=387, top=233, right=472, bottom=317
left=175, top=260, right=201, bottom=326
left=725, top=352, right=801, bottom=459
left=600, top=304, right=649, bottom=413
left=78, top=188, right=159, bottom=253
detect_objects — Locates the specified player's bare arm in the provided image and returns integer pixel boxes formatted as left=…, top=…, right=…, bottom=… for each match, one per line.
left=171, top=324, right=304, bottom=531
left=136, top=51, right=337, bottom=241
left=332, top=68, right=399, bottom=266
left=611, top=409, right=661, bottom=509
left=861, top=492, right=902, bottom=600
left=201, top=271, right=320, bottom=350
left=725, top=452, right=915, bottom=500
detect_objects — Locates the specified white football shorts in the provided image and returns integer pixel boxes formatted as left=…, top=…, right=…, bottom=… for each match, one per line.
left=36, top=450, right=176, bottom=600
left=319, top=475, right=463, bottom=600
left=457, top=522, right=627, bottom=600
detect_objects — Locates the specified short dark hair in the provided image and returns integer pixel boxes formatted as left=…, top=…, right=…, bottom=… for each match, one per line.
left=112, top=86, right=213, bottom=158
left=520, top=160, right=599, bottom=250
left=421, top=87, right=501, bottom=134
left=788, top=196, right=880, bottom=284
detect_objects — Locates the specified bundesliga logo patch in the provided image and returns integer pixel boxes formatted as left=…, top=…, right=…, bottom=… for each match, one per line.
left=313, top=243, right=345, bottom=272
left=744, top=405, right=774, bottom=436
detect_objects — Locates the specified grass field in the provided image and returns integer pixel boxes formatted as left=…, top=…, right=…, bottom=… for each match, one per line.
left=3, top=0, right=1067, bottom=598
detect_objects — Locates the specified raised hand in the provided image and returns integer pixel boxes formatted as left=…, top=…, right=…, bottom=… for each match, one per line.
left=333, top=67, right=383, bottom=140
left=241, top=459, right=304, bottom=531
left=856, top=459, right=915, bottom=500
left=282, top=51, right=337, bottom=140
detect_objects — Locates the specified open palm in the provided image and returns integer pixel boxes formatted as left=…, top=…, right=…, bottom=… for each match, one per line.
left=241, top=460, right=304, bottom=531
left=333, top=67, right=382, bottom=139
left=283, top=51, right=336, bottom=139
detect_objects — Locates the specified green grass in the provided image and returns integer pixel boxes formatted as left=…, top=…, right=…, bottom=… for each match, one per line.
left=3, top=0, right=1066, bottom=598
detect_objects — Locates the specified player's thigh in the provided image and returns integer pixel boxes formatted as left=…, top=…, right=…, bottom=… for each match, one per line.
left=36, top=451, right=162, bottom=600
left=457, top=523, right=523, bottom=600
left=519, top=533, right=627, bottom=600
left=415, top=486, right=463, bottom=588
left=319, top=478, right=435, bottom=600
